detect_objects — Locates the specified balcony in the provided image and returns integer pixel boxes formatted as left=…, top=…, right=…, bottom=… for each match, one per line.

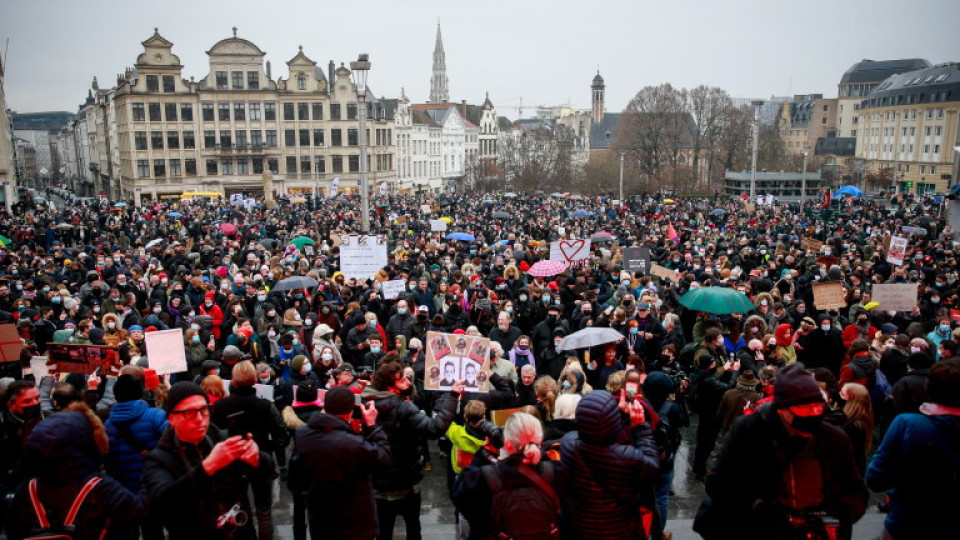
left=204, top=143, right=280, bottom=156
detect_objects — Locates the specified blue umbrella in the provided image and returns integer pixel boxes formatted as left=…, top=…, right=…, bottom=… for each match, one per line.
left=571, top=209, right=592, bottom=218
left=113, top=202, right=127, bottom=207
left=446, top=232, right=475, bottom=241
left=710, top=209, right=727, bottom=215
left=168, top=212, right=183, bottom=217
left=834, top=185, right=864, bottom=198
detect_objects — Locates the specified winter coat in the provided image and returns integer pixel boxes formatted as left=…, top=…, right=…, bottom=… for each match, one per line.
left=866, top=412, right=960, bottom=539
left=210, top=385, right=289, bottom=454
left=891, top=370, right=928, bottom=415
left=290, top=413, right=391, bottom=540
left=488, top=325, right=522, bottom=356
left=799, top=328, right=845, bottom=375
left=445, top=422, right=486, bottom=475
left=105, top=399, right=168, bottom=491
left=385, top=311, right=415, bottom=346
left=559, top=391, right=660, bottom=540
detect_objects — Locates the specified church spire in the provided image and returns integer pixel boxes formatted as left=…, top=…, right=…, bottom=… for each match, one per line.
left=429, top=20, right=449, bottom=103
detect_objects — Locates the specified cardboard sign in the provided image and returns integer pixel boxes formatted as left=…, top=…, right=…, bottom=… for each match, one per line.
left=549, top=239, right=592, bottom=265
left=801, top=237, right=824, bottom=253
left=303, top=245, right=315, bottom=257
left=886, top=236, right=909, bottom=266
left=872, top=283, right=919, bottom=312
left=339, top=234, right=388, bottom=280
left=0, top=324, right=24, bottom=363
left=623, top=247, right=651, bottom=275
left=901, top=226, right=928, bottom=236
left=381, top=280, right=405, bottom=300
left=745, top=203, right=756, bottom=213
left=424, top=331, right=491, bottom=392
left=144, top=329, right=188, bottom=375
left=491, top=407, right=525, bottom=427
left=430, top=220, right=448, bottom=232
left=650, top=264, right=679, bottom=283
left=46, top=343, right=121, bottom=375
left=813, top=282, right=846, bottom=310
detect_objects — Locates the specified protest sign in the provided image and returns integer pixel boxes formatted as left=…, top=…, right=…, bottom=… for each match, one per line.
left=801, top=237, right=824, bottom=253
left=46, top=343, right=121, bottom=375
left=872, top=283, right=919, bottom=312
left=623, top=247, right=651, bottom=275
left=813, top=282, right=846, bottom=310
left=951, top=309, right=960, bottom=323
left=429, top=219, right=448, bottom=232
left=144, top=329, right=188, bottom=375
left=339, top=234, right=388, bottom=280
left=424, top=331, right=491, bottom=392
left=491, top=407, right=525, bottom=427
left=901, top=226, right=928, bottom=236
left=0, top=324, right=23, bottom=363
left=650, top=264, right=679, bottom=283
left=886, top=236, right=908, bottom=266
left=381, top=280, right=405, bottom=300
left=549, top=239, right=592, bottom=266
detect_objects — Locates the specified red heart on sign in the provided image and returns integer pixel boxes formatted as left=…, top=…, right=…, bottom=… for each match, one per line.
left=559, top=240, right=587, bottom=262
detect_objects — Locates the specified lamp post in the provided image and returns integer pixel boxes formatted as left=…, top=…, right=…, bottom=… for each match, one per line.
left=749, top=100, right=764, bottom=200
left=350, top=54, right=371, bottom=233
left=801, top=149, right=808, bottom=204
left=892, top=111, right=900, bottom=196
left=619, top=151, right=624, bottom=204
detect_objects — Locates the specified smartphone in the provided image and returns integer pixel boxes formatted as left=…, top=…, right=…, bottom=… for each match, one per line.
left=625, top=381, right=639, bottom=401
left=225, top=411, right=246, bottom=436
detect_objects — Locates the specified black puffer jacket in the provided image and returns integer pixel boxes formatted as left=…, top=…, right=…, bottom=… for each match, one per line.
left=210, top=384, right=289, bottom=453
left=559, top=390, right=660, bottom=540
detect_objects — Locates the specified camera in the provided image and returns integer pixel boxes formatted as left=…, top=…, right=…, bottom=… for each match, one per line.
left=217, top=503, right=248, bottom=531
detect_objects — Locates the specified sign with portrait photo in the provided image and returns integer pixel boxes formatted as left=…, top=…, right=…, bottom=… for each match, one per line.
left=424, top=331, right=492, bottom=392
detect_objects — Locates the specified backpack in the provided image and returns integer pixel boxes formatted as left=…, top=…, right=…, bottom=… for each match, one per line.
left=25, top=476, right=103, bottom=540
left=654, top=400, right=682, bottom=462
left=481, top=462, right=560, bottom=540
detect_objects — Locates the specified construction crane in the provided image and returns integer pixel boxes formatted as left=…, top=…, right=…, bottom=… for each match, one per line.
left=493, top=97, right=543, bottom=119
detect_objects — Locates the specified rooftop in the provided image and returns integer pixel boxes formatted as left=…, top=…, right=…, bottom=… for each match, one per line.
left=840, top=58, right=931, bottom=85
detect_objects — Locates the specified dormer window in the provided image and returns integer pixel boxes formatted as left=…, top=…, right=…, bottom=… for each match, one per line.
left=146, top=75, right=159, bottom=92
left=297, top=73, right=307, bottom=91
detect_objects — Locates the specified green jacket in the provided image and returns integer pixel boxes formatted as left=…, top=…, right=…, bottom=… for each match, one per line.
left=446, top=422, right=485, bottom=475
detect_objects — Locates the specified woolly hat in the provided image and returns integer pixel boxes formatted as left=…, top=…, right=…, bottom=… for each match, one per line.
left=165, top=382, right=208, bottom=413
left=295, top=380, right=318, bottom=403
left=143, top=368, right=160, bottom=391
left=291, top=355, right=308, bottom=373
left=114, top=374, right=145, bottom=402
left=222, top=345, right=242, bottom=362
left=324, top=385, right=355, bottom=416
left=773, top=363, right=824, bottom=409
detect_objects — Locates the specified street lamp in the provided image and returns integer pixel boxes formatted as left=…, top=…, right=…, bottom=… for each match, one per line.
left=619, top=152, right=624, bottom=204
left=350, top=54, right=371, bottom=233
left=801, top=149, right=808, bottom=204
left=749, top=100, right=764, bottom=200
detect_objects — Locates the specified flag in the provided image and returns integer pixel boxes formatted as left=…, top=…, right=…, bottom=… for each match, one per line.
left=667, top=223, right=679, bottom=245
left=379, top=181, right=387, bottom=196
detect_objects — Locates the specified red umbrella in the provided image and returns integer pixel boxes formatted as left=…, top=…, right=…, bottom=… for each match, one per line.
left=219, top=223, right=238, bottom=235
left=527, top=260, right=568, bottom=277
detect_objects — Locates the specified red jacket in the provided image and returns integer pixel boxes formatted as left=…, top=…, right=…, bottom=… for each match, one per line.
left=841, top=324, right=877, bottom=349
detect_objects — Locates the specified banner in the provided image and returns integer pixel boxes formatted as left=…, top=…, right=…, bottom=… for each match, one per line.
left=0, top=324, right=23, bottom=363
left=813, top=282, right=846, bottom=310
left=549, top=239, right=592, bottom=266
left=623, top=247, right=651, bottom=275
left=381, top=280, right=406, bottom=300
left=144, top=328, right=188, bottom=375
left=379, top=181, right=388, bottom=196
left=886, top=236, right=909, bottom=266
left=330, top=176, right=340, bottom=197
left=429, top=220, right=448, bottom=232
left=424, top=331, right=491, bottom=392
left=339, top=234, right=388, bottom=280
left=46, top=343, right=121, bottom=375
left=650, top=264, right=679, bottom=283
left=872, top=283, right=919, bottom=312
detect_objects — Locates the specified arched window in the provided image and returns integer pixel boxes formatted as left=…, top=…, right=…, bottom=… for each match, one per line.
left=297, top=73, right=307, bottom=91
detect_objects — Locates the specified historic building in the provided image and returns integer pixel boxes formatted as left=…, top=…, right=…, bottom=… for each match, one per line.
left=0, top=56, right=16, bottom=208
left=837, top=59, right=930, bottom=139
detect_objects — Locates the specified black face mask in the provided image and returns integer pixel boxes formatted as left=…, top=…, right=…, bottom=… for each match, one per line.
left=790, top=414, right=824, bottom=435
left=19, top=404, right=41, bottom=421
left=408, top=348, right=419, bottom=356
left=398, top=385, right=414, bottom=397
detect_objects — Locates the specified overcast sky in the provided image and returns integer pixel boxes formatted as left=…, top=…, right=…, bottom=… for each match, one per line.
left=2, top=0, right=958, bottom=117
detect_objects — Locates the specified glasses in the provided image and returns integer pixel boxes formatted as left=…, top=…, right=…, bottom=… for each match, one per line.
left=171, top=405, right=211, bottom=420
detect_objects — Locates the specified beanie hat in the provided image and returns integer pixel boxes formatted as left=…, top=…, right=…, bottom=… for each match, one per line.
left=295, top=381, right=318, bottom=404
left=201, top=359, right=220, bottom=373
left=697, top=354, right=716, bottom=371
left=165, top=382, right=209, bottom=413
left=291, top=355, right=308, bottom=373
left=222, top=345, right=242, bottom=361
left=773, top=363, right=824, bottom=409
left=143, top=368, right=160, bottom=391
left=114, top=374, right=144, bottom=402
left=128, top=325, right=144, bottom=333
left=324, top=385, right=355, bottom=416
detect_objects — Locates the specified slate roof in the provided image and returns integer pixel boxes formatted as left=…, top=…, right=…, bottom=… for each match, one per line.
left=588, top=112, right=621, bottom=150
left=840, top=59, right=931, bottom=85
left=12, top=112, right=75, bottom=132
left=861, top=63, right=960, bottom=110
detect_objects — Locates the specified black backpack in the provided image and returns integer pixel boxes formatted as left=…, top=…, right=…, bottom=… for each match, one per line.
left=481, top=462, right=560, bottom=540
left=24, top=476, right=103, bottom=540
left=654, top=400, right=682, bottom=462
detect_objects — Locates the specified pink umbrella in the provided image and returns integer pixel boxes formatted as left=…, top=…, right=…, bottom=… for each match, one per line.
left=527, top=260, right=568, bottom=277
left=219, top=223, right=238, bottom=235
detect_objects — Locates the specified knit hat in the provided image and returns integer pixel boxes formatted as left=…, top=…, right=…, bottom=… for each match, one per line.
left=222, top=345, right=242, bottom=362
left=143, top=368, right=160, bottom=391
left=165, top=382, right=209, bottom=413
left=128, top=325, right=144, bottom=333
left=773, top=363, right=824, bottom=409
left=291, top=355, right=308, bottom=373
left=295, top=380, right=318, bottom=403
left=324, top=385, right=355, bottom=416
left=114, top=374, right=144, bottom=402
left=201, top=359, right=220, bottom=373
left=315, top=323, right=334, bottom=337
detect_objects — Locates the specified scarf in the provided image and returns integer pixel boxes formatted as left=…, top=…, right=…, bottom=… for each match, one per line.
left=920, top=403, right=960, bottom=417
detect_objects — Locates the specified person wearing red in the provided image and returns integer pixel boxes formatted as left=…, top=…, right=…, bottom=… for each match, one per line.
left=839, top=339, right=876, bottom=388
left=841, top=311, right=877, bottom=350
left=200, top=290, right=224, bottom=341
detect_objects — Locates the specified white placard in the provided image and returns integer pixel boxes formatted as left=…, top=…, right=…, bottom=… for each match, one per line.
left=549, top=239, right=592, bottom=265
left=872, top=283, right=920, bottom=312
left=254, top=383, right=275, bottom=401
left=381, top=280, right=406, bottom=300
left=144, top=329, right=187, bottom=375
left=30, top=356, right=49, bottom=378
left=430, top=220, right=448, bottom=232
left=339, top=234, right=388, bottom=281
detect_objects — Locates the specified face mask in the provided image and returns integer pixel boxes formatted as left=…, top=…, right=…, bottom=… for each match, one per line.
left=110, top=296, right=120, bottom=302
left=52, top=297, right=61, bottom=304
left=519, top=295, right=527, bottom=302
left=295, top=293, right=304, bottom=299
left=221, top=283, right=229, bottom=290
left=547, top=315, right=557, bottom=325
left=108, top=322, right=116, bottom=330
left=821, top=324, right=831, bottom=332
left=303, top=362, right=312, bottom=373
left=760, top=301, right=768, bottom=307
left=910, top=346, right=922, bottom=354
left=19, top=404, right=41, bottom=421
left=321, top=353, right=333, bottom=362
left=932, top=297, right=941, bottom=304
left=267, top=310, right=276, bottom=318
left=622, top=280, right=631, bottom=286
left=161, top=278, right=168, bottom=285
left=858, top=319, right=868, bottom=325
left=517, top=344, right=529, bottom=351
left=322, top=307, right=330, bottom=314
left=630, top=327, right=639, bottom=335
left=205, top=301, right=213, bottom=307
left=292, top=338, right=300, bottom=345
left=153, top=307, right=161, bottom=314
left=555, top=298, right=562, bottom=305
left=940, top=325, right=951, bottom=334
left=408, top=348, right=419, bottom=356
left=192, top=335, right=201, bottom=344
left=542, top=295, right=551, bottom=303
left=258, top=295, right=267, bottom=302
left=259, top=376, right=271, bottom=384
left=561, top=380, right=571, bottom=390
left=93, top=306, right=101, bottom=313
left=397, top=308, right=408, bottom=316
left=370, top=347, right=381, bottom=354
left=790, top=413, right=824, bottom=434
left=191, top=324, right=200, bottom=331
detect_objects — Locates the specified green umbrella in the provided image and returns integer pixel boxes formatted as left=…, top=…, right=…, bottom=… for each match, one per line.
left=679, top=286, right=754, bottom=315
left=0, top=235, right=10, bottom=246
left=289, top=236, right=315, bottom=248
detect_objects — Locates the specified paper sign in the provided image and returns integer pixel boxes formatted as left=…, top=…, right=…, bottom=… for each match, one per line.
left=0, top=324, right=23, bottom=363
left=813, top=282, right=846, bottom=310
left=303, top=245, right=315, bottom=257
left=430, top=220, right=448, bottom=232
left=745, top=203, right=756, bottom=213
left=872, top=283, right=919, bottom=312
left=420, top=204, right=432, bottom=214
left=623, top=247, right=651, bottom=275
left=47, top=343, right=121, bottom=375
left=886, top=236, right=908, bottom=266
left=549, top=239, right=592, bottom=265
left=424, top=331, right=491, bottom=392
left=254, top=383, right=275, bottom=401
left=381, top=280, right=405, bottom=300
left=30, top=356, right=49, bottom=379
left=491, top=407, right=525, bottom=427
left=144, top=329, right=188, bottom=375
left=801, top=237, right=824, bottom=253
left=339, top=234, right=388, bottom=280
left=650, top=264, right=679, bottom=283
left=901, top=226, right=927, bottom=236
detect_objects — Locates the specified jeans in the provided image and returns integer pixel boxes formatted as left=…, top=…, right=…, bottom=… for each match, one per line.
left=376, top=491, right=422, bottom=540
left=655, top=468, right=675, bottom=530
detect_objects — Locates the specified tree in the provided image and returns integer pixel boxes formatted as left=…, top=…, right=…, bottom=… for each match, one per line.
left=687, top=86, right=733, bottom=186
left=464, top=156, right=503, bottom=193
left=616, top=84, right=689, bottom=185
left=865, top=167, right=893, bottom=192
left=496, top=122, right=582, bottom=192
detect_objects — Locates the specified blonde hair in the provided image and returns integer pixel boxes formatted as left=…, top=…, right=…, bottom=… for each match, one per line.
left=533, top=376, right=558, bottom=422
left=503, top=412, right=543, bottom=465
left=231, top=360, right=257, bottom=387
left=841, top=382, right=874, bottom=456
left=201, top=375, right=226, bottom=398
left=554, top=394, right=581, bottom=420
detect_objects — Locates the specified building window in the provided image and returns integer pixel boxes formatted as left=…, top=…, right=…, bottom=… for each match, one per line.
left=154, top=159, right=166, bottom=177
left=162, top=75, right=175, bottom=93
left=185, top=159, right=197, bottom=175
left=331, top=129, right=342, bottom=146
left=202, top=102, right=214, bottom=121
left=284, top=103, right=295, bottom=121
left=251, top=130, right=262, bottom=147
left=237, top=159, right=249, bottom=175
left=266, top=130, right=277, bottom=147
left=286, top=156, right=297, bottom=174
left=299, top=129, right=310, bottom=146
left=264, top=102, right=276, bottom=121
left=247, top=71, right=259, bottom=90
left=221, top=159, right=233, bottom=175
left=229, top=72, right=242, bottom=90
left=332, top=155, right=343, bottom=173
left=180, top=103, right=193, bottom=121
left=285, top=130, right=296, bottom=147
left=821, top=117, right=827, bottom=125
left=249, top=103, right=260, bottom=120
left=252, top=158, right=264, bottom=174
left=135, top=132, right=147, bottom=150
left=204, top=131, right=216, bottom=148
left=315, top=155, right=325, bottom=173
left=297, top=73, right=307, bottom=91
left=268, top=158, right=278, bottom=173
left=330, top=104, right=341, bottom=120
left=183, top=131, right=195, bottom=149
left=313, top=129, right=324, bottom=146
left=348, top=155, right=359, bottom=172
left=137, top=160, right=150, bottom=178
left=298, top=103, right=309, bottom=121
left=234, top=103, right=245, bottom=121
left=206, top=160, right=218, bottom=174
left=220, top=130, right=232, bottom=147
left=167, top=131, right=179, bottom=149
left=235, top=130, right=247, bottom=148
left=132, top=103, right=145, bottom=121
left=149, top=103, right=161, bottom=122
left=164, top=103, right=178, bottom=122
left=151, top=131, right=164, bottom=150
left=218, top=103, right=230, bottom=121
left=348, top=129, right=358, bottom=146
left=216, top=71, right=228, bottom=90
left=312, top=102, right=323, bottom=120
left=146, top=75, right=159, bottom=92
left=169, top=158, right=181, bottom=176
left=301, top=156, right=311, bottom=173
left=347, top=104, right=357, bottom=120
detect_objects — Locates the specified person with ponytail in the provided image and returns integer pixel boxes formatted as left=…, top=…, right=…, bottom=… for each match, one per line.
left=452, top=412, right=564, bottom=540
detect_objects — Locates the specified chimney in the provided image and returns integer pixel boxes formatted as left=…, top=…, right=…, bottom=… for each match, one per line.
left=462, top=100, right=467, bottom=119
left=328, top=61, right=335, bottom=84
left=266, top=61, right=272, bottom=80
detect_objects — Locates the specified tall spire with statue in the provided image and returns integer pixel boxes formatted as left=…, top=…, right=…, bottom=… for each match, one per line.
left=429, top=20, right=449, bottom=103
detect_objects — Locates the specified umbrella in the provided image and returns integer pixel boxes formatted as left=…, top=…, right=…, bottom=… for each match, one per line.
left=446, top=232, right=475, bottom=241
left=492, top=211, right=511, bottom=219
left=0, top=235, right=11, bottom=246
left=259, top=239, right=279, bottom=249
left=571, top=209, right=592, bottom=218
left=663, top=199, right=676, bottom=204
left=710, top=209, right=727, bottom=215
left=558, top=327, right=624, bottom=352
left=168, top=212, right=183, bottom=217
left=679, top=286, right=755, bottom=315
left=834, top=185, right=864, bottom=198
left=290, top=236, right=315, bottom=248
left=534, top=190, right=545, bottom=195
left=482, top=199, right=494, bottom=204
left=55, top=223, right=74, bottom=230
left=219, top=223, right=238, bottom=235
left=589, top=232, right=616, bottom=243
left=504, top=192, right=518, bottom=198
left=273, top=276, right=319, bottom=291
left=145, top=239, right=163, bottom=249
left=550, top=192, right=564, bottom=198
left=527, top=260, right=568, bottom=277
left=439, top=217, right=453, bottom=223
left=113, top=202, right=127, bottom=207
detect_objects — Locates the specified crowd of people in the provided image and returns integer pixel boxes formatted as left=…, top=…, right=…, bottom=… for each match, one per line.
left=0, top=187, right=958, bottom=540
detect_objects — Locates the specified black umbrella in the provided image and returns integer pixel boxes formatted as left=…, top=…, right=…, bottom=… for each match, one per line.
left=259, top=239, right=279, bottom=249
left=492, top=211, right=510, bottom=219
left=273, top=276, right=319, bottom=291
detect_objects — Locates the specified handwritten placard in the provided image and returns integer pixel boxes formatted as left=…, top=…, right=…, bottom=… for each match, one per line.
left=339, top=234, right=388, bottom=280
left=886, top=236, right=908, bottom=266
left=650, top=264, right=680, bottom=283
left=144, top=329, right=188, bottom=375
left=813, top=282, right=846, bottom=310
left=430, top=220, right=448, bottom=232
left=872, top=283, right=919, bottom=312
left=381, top=280, right=405, bottom=300
left=549, top=239, right=592, bottom=265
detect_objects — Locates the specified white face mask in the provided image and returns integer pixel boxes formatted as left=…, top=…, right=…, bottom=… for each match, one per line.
left=910, top=346, right=922, bottom=354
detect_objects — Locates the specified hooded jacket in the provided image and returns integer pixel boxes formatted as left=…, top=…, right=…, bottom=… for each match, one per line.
left=105, top=399, right=169, bottom=491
